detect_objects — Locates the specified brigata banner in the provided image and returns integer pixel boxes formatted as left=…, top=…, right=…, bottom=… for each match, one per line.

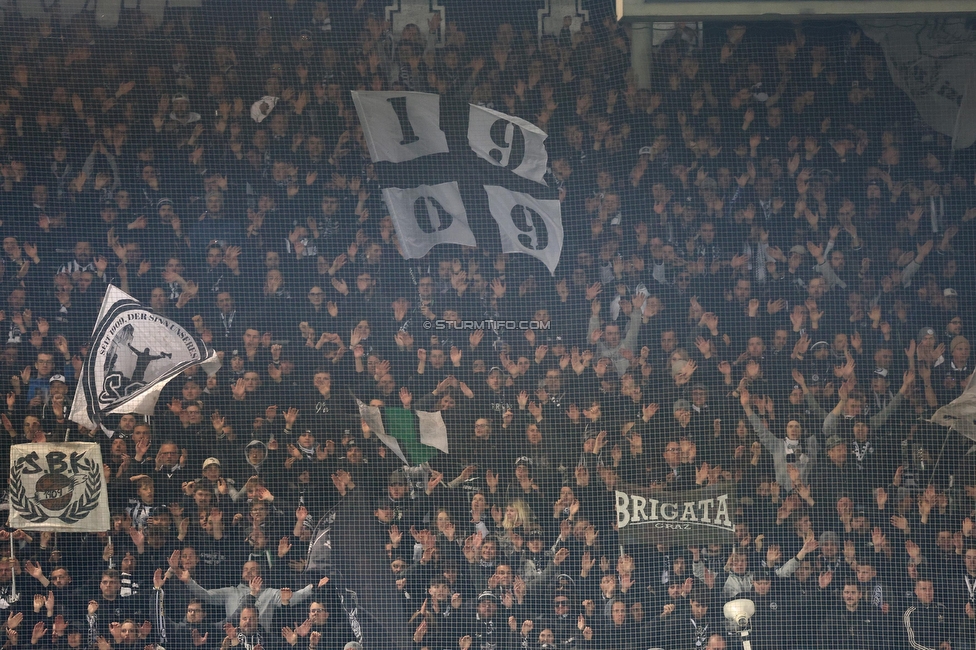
left=8, top=443, right=110, bottom=531
left=615, top=483, right=736, bottom=545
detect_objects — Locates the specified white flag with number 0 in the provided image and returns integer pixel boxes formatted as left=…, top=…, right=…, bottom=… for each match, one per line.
left=382, top=182, right=477, bottom=259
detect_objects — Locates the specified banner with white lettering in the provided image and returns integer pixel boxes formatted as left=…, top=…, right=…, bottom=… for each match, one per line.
left=484, top=186, right=563, bottom=275
left=351, top=91, right=450, bottom=163
left=467, top=104, right=549, bottom=184
left=615, top=484, right=736, bottom=545
left=69, top=285, right=221, bottom=432
left=382, top=182, right=477, bottom=259
left=8, top=443, right=110, bottom=531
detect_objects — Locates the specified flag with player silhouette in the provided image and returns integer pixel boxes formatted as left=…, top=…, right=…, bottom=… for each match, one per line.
left=356, top=399, right=448, bottom=465
left=69, top=285, right=220, bottom=434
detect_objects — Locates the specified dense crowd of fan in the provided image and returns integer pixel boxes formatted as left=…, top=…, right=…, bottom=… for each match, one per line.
left=0, top=2, right=973, bottom=649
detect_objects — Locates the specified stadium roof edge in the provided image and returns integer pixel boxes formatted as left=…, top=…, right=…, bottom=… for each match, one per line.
left=617, top=0, right=976, bottom=22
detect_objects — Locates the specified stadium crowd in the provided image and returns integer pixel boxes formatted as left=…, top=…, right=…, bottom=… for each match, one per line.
left=0, top=1, right=974, bottom=649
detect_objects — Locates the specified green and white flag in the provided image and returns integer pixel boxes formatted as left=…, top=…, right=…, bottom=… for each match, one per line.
left=357, top=400, right=449, bottom=465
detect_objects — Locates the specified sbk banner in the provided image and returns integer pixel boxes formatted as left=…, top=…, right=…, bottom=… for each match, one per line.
left=615, top=483, right=736, bottom=546
left=69, top=285, right=221, bottom=433
left=8, top=443, right=110, bottom=531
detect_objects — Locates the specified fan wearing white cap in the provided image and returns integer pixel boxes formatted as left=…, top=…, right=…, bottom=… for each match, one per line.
left=937, top=335, right=971, bottom=402
left=196, top=457, right=240, bottom=503
left=169, top=93, right=201, bottom=127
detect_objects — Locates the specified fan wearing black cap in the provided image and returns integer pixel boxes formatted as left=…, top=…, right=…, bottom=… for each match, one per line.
left=374, top=470, right=430, bottom=529
left=810, top=443, right=864, bottom=530
left=520, top=530, right=569, bottom=594
left=793, top=341, right=835, bottom=402
left=373, top=497, right=410, bottom=563
left=535, top=582, right=588, bottom=647
left=475, top=364, right=515, bottom=424
left=457, top=590, right=516, bottom=650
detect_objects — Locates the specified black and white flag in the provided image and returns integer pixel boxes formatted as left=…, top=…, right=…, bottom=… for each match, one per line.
left=930, top=370, right=976, bottom=441
left=350, top=91, right=449, bottom=163
left=484, top=185, right=563, bottom=274
left=381, top=182, right=477, bottom=259
left=69, top=285, right=220, bottom=432
left=8, top=443, right=110, bottom=531
left=352, top=90, right=563, bottom=273
left=467, top=103, right=550, bottom=184
left=307, top=496, right=410, bottom=648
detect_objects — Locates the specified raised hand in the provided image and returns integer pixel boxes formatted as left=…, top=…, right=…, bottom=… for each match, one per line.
left=818, top=570, right=833, bottom=590
left=294, top=617, right=313, bottom=638
left=277, top=536, right=292, bottom=558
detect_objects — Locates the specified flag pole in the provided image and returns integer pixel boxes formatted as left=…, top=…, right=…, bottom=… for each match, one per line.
left=924, top=425, right=952, bottom=489
left=8, top=534, right=18, bottom=603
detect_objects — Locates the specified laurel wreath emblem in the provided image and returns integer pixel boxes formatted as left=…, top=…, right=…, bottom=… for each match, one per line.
left=9, top=458, right=102, bottom=525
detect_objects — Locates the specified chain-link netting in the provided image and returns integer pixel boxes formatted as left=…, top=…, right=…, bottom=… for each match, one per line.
left=0, top=3, right=974, bottom=650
